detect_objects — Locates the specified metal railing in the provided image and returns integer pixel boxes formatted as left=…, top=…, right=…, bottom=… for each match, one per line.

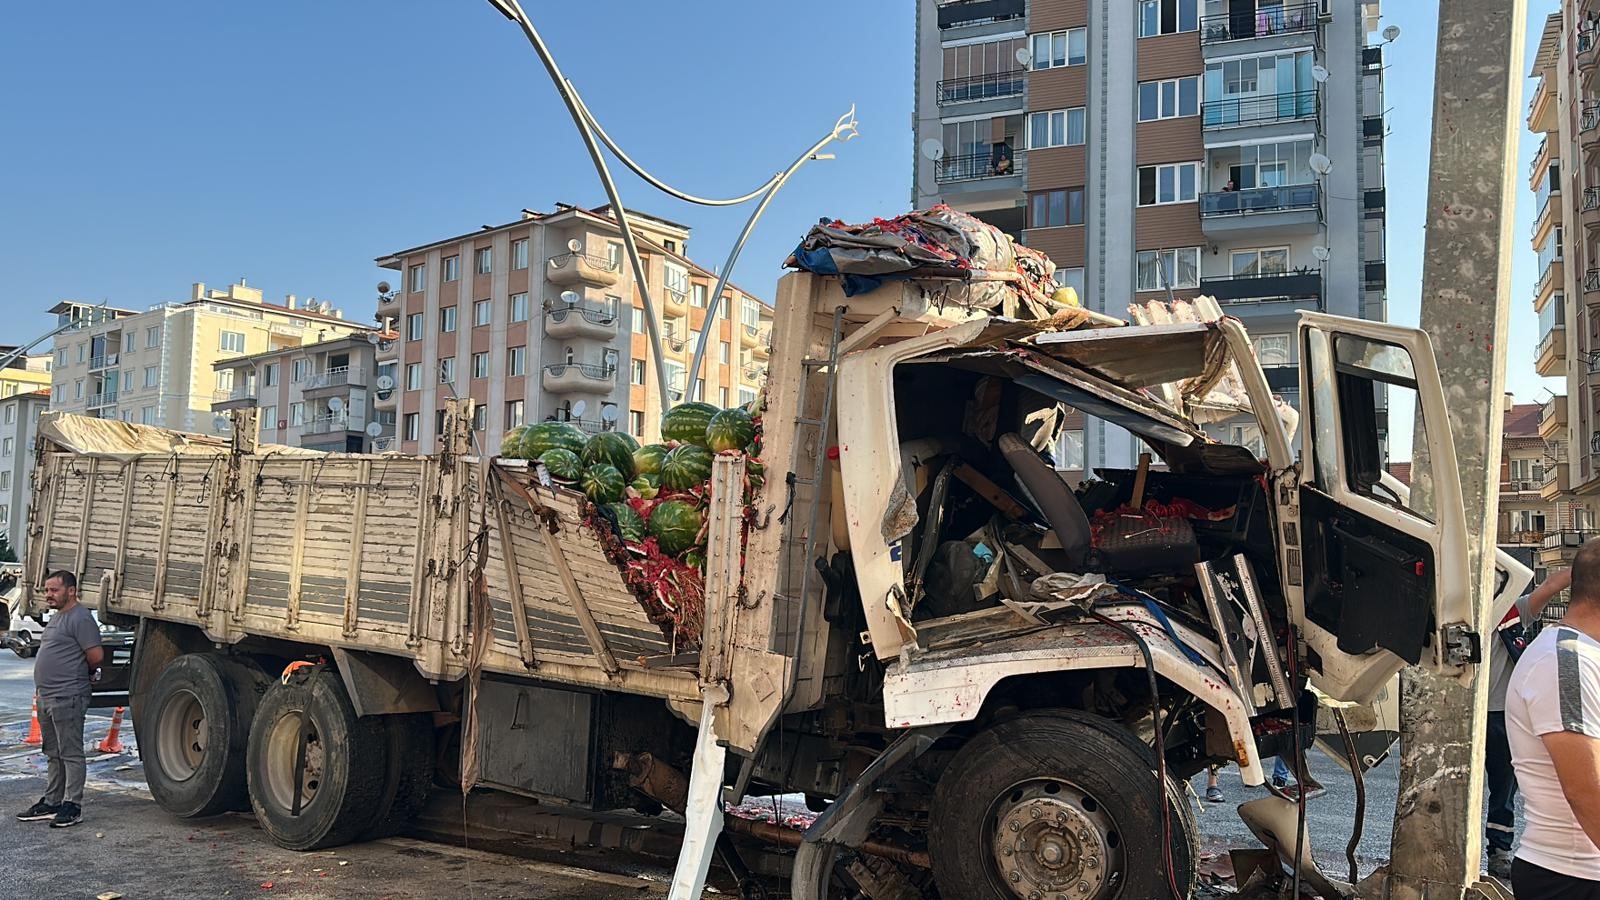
left=1199, top=183, right=1320, bottom=217
left=1199, top=3, right=1318, bottom=43
left=936, top=0, right=1024, bottom=29
left=935, top=150, right=1021, bottom=183
left=543, top=363, right=615, bottom=381
left=551, top=416, right=609, bottom=434
left=936, top=70, right=1026, bottom=105
left=743, top=364, right=767, bottom=381
left=1583, top=103, right=1600, bottom=135
left=548, top=252, right=619, bottom=273
left=1580, top=28, right=1598, bottom=59
left=1201, top=90, right=1318, bottom=128
left=1586, top=187, right=1600, bottom=213
left=545, top=303, right=619, bottom=326
left=88, top=353, right=119, bottom=371
left=1543, top=530, right=1598, bottom=551
left=1502, top=480, right=1544, bottom=494
left=1496, top=529, right=1546, bottom=545
left=212, top=386, right=257, bottom=403
left=304, top=366, right=364, bottom=390
left=1530, top=137, right=1549, bottom=181
left=86, top=391, right=117, bottom=407
left=664, top=288, right=689, bottom=307
left=303, top=415, right=352, bottom=435
left=1586, top=267, right=1600, bottom=293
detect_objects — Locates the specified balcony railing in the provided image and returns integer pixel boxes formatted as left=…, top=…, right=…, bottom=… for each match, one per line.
left=212, top=386, right=257, bottom=403
left=303, top=415, right=353, bottom=435
left=1580, top=28, right=1598, bottom=62
left=86, top=391, right=117, bottom=408
left=1199, top=269, right=1322, bottom=304
left=88, top=353, right=118, bottom=371
left=1584, top=103, right=1600, bottom=135
left=1199, top=183, right=1320, bottom=217
left=546, top=302, right=618, bottom=326
left=550, top=416, right=609, bottom=434
left=935, top=149, right=1021, bottom=183
left=1502, top=480, right=1544, bottom=494
left=1543, top=531, right=1598, bottom=551
left=1586, top=187, right=1600, bottom=214
left=1202, top=90, right=1318, bottom=127
left=936, top=0, right=1024, bottom=29
left=936, top=70, right=1026, bottom=105
left=543, top=363, right=615, bottom=380
left=1587, top=267, right=1600, bottom=293
left=1199, top=3, right=1318, bottom=43
left=304, top=366, right=364, bottom=390
left=1530, top=138, right=1549, bottom=181
left=1497, top=529, right=1546, bottom=545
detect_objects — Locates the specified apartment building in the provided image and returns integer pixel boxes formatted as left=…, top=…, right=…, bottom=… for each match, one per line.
left=915, top=0, right=1389, bottom=470
left=375, top=203, right=773, bottom=455
left=211, top=332, right=392, bottom=453
left=0, top=390, right=49, bottom=559
left=48, top=281, right=367, bottom=437
left=0, top=351, right=52, bottom=400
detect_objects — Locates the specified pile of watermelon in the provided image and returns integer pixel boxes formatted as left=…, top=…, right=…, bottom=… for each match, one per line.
left=502, top=401, right=764, bottom=651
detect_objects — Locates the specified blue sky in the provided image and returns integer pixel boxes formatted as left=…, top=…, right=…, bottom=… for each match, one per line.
left=0, top=1, right=1556, bottom=454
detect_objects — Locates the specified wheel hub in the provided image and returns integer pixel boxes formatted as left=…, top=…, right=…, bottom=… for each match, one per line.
left=992, top=791, right=1110, bottom=899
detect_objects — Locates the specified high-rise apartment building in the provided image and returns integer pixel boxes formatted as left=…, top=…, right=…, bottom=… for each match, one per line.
left=915, top=0, right=1389, bottom=470
left=0, top=389, right=49, bottom=559
left=48, top=281, right=367, bottom=437
left=0, top=351, right=52, bottom=400
left=375, top=204, right=773, bottom=455
left=1528, top=8, right=1600, bottom=579
left=211, top=332, right=392, bottom=453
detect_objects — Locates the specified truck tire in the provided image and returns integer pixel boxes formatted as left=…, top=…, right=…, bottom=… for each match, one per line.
left=360, top=712, right=436, bottom=839
left=214, top=657, right=272, bottom=812
left=143, top=653, right=255, bottom=818
left=246, top=669, right=387, bottom=850
left=927, top=711, right=1196, bottom=900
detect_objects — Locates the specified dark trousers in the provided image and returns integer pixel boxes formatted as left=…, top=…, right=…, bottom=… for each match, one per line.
left=1487, top=710, right=1517, bottom=853
left=1513, top=858, right=1600, bottom=899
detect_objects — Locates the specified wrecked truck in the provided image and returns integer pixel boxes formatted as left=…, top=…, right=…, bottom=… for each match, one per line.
left=24, top=263, right=1485, bottom=899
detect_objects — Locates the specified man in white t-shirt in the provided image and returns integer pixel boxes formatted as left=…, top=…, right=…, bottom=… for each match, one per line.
left=1507, top=542, right=1600, bottom=897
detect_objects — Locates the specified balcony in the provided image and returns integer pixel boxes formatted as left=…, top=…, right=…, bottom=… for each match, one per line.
left=1533, top=186, right=1564, bottom=244
left=88, top=353, right=119, bottom=372
left=739, top=322, right=761, bottom=348
left=743, top=364, right=767, bottom=382
left=1542, top=462, right=1574, bottom=501
left=1537, top=322, right=1567, bottom=377
left=303, top=414, right=356, bottom=436
left=1581, top=28, right=1599, bottom=72
left=1539, top=530, right=1595, bottom=566
left=936, top=0, right=1023, bottom=30
left=1497, top=529, right=1547, bottom=546
left=547, top=252, right=620, bottom=287
left=86, top=390, right=118, bottom=409
left=1541, top=399, right=1570, bottom=440
left=1585, top=188, right=1600, bottom=234
left=1583, top=104, right=1600, bottom=153
left=1587, top=267, right=1600, bottom=295
left=662, top=288, right=689, bottom=315
left=1200, top=269, right=1322, bottom=307
left=211, top=386, right=258, bottom=411
left=302, top=366, right=366, bottom=396
left=937, top=70, right=1026, bottom=106
left=935, top=150, right=1022, bottom=185
left=1529, top=138, right=1552, bottom=189
left=1501, top=478, right=1545, bottom=495
left=1199, top=184, right=1321, bottom=236
left=1529, top=76, right=1558, bottom=134
left=1199, top=3, right=1318, bottom=44
left=1202, top=91, right=1317, bottom=131
left=541, top=362, right=616, bottom=394
left=550, top=416, right=610, bottom=435
left=545, top=302, right=619, bottom=341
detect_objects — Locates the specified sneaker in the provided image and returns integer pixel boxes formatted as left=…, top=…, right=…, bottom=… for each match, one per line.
left=1488, top=849, right=1514, bottom=879
left=1205, top=786, right=1225, bottom=803
left=15, top=799, right=59, bottom=822
left=49, top=802, right=81, bottom=828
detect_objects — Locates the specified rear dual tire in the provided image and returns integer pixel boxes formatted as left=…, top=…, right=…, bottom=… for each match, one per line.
left=143, top=654, right=267, bottom=818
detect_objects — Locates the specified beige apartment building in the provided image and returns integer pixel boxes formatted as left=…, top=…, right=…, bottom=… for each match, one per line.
left=211, top=332, right=391, bottom=453
left=48, top=281, right=367, bottom=436
left=0, top=389, right=50, bottom=559
left=0, top=351, right=52, bottom=400
left=375, top=203, right=773, bottom=455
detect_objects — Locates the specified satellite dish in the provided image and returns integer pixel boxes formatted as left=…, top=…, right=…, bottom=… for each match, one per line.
left=376, top=374, right=395, bottom=391
left=377, top=339, right=394, bottom=352
left=1310, top=65, right=1329, bottom=83
left=1382, top=24, right=1401, bottom=42
left=920, top=138, right=946, bottom=161
left=559, top=290, right=581, bottom=306
left=366, top=332, right=381, bottom=345
left=567, top=238, right=583, bottom=253
left=600, top=405, right=619, bottom=423
left=213, top=415, right=231, bottom=432
left=1312, top=245, right=1331, bottom=262
left=1014, top=47, right=1032, bottom=66
left=571, top=399, right=588, bottom=418
left=376, top=281, right=391, bottom=295
left=365, top=422, right=384, bottom=438
left=1308, top=153, right=1333, bottom=175
left=328, top=396, right=344, bottom=412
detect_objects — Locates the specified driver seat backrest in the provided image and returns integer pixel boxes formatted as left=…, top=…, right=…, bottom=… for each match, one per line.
left=997, top=432, right=1092, bottom=569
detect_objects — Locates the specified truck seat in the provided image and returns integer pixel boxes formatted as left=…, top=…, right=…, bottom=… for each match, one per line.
left=997, top=433, right=1092, bottom=569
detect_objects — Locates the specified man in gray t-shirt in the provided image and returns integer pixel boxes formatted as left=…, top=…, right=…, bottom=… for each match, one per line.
left=15, top=571, right=103, bottom=829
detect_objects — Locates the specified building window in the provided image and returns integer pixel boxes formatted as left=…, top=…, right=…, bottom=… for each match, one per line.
left=664, top=263, right=690, bottom=298
left=1230, top=247, right=1291, bottom=275
left=123, top=333, right=135, bottom=354
left=77, top=343, right=86, bottom=363
left=406, top=313, right=424, bottom=341
left=1031, top=28, right=1086, bottom=69
left=2, top=406, right=13, bottom=426
left=121, top=369, right=134, bottom=392
left=143, top=367, right=159, bottom=388
left=408, top=264, right=426, bottom=293
left=472, top=405, right=487, bottom=432
left=289, top=402, right=305, bottom=426
left=262, top=363, right=279, bottom=387
left=292, top=359, right=310, bottom=382
left=406, top=363, right=422, bottom=391
left=1138, top=77, right=1200, bottom=121
left=510, top=293, right=529, bottom=323
left=632, top=311, right=644, bottom=334
left=1028, top=108, right=1086, bottom=148
left=1137, top=162, right=1201, bottom=205
left=1135, top=248, right=1202, bottom=291
left=692, top=284, right=707, bottom=307
left=440, top=306, right=457, bottom=333
left=719, top=342, right=730, bottom=364
left=403, top=412, right=420, bottom=441
left=743, top=298, right=763, bottom=327
left=738, top=387, right=758, bottom=406
left=2, top=438, right=11, bottom=457
left=1253, top=334, right=1292, bottom=367
left=474, top=299, right=492, bottom=327
left=630, top=359, right=646, bottom=385
left=219, top=331, right=246, bottom=353
left=262, top=405, right=277, bottom=429
left=1138, top=0, right=1199, bottom=37
left=512, top=239, right=529, bottom=270
left=606, top=242, right=623, bottom=270
left=54, top=349, right=66, bottom=368
left=1028, top=188, right=1085, bottom=228
left=505, top=400, right=525, bottom=430
left=140, top=406, right=156, bottom=425
left=507, top=346, right=526, bottom=377
left=439, top=357, right=456, bottom=384
left=1056, top=429, right=1085, bottom=470
left=1230, top=424, right=1267, bottom=459
left=442, top=255, right=460, bottom=283
left=472, top=352, right=489, bottom=379
left=629, top=410, right=645, bottom=436
left=0, top=472, right=11, bottom=491
left=146, top=327, right=161, bottom=349
left=215, top=370, right=235, bottom=392
left=475, top=247, right=492, bottom=275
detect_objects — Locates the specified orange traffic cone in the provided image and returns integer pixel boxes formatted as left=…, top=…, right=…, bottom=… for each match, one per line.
left=23, top=696, right=42, bottom=746
left=96, top=706, right=126, bottom=754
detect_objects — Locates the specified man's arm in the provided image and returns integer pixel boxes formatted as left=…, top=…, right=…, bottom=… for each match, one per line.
left=1528, top=568, right=1574, bottom=620
left=84, top=645, right=104, bottom=669
left=1543, top=730, right=1600, bottom=850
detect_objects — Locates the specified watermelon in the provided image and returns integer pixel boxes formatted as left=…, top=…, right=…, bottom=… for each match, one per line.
left=607, top=502, right=647, bottom=543
left=660, top=444, right=715, bottom=490
left=631, top=474, right=661, bottom=500
left=538, top=448, right=583, bottom=482
left=525, top=421, right=587, bottom=458
left=499, top=425, right=531, bottom=459
left=706, top=408, right=756, bottom=453
left=582, top=464, right=627, bottom=504
left=582, top=432, right=637, bottom=479
left=649, top=500, right=704, bottom=556
left=661, top=402, right=719, bottom=446
left=633, top=443, right=671, bottom=476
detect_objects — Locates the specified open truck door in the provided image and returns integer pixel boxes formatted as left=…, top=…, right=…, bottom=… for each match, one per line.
left=1294, top=314, right=1473, bottom=705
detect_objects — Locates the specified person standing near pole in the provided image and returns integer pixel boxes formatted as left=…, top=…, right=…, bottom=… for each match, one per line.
left=14, top=571, right=103, bottom=828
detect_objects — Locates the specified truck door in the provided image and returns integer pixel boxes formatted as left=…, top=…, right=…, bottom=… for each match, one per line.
left=1294, top=314, right=1472, bottom=704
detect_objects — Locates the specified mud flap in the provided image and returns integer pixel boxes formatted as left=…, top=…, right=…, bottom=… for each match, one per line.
left=668, top=685, right=729, bottom=900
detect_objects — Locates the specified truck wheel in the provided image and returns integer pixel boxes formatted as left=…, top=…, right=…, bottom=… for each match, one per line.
left=928, top=711, right=1196, bottom=900
left=246, top=669, right=387, bottom=850
left=360, top=712, right=436, bottom=839
left=144, top=653, right=255, bottom=818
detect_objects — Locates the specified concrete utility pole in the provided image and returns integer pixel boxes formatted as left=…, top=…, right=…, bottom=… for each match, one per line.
left=1378, top=2, right=1525, bottom=898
